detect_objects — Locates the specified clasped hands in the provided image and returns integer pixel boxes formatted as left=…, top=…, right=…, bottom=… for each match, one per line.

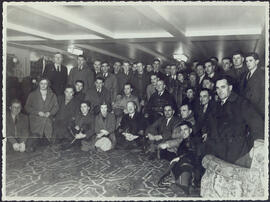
left=74, top=125, right=87, bottom=139
left=147, top=133, right=163, bottom=141
left=13, top=142, right=26, bottom=152
left=122, top=132, right=139, bottom=141
left=97, top=129, right=109, bottom=139
left=38, top=111, right=50, bottom=118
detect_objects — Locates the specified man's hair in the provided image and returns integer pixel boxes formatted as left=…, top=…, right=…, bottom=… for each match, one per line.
left=163, top=104, right=174, bottom=111
left=80, top=100, right=91, bottom=108
left=38, top=77, right=51, bottom=86
left=177, top=120, right=193, bottom=129
left=55, top=52, right=63, bottom=56
left=245, top=52, right=260, bottom=60
left=78, top=55, right=85, bottom=60
left=215, top=75, right=234, bottom=86
left=185, top=86, right=195, bottom=93
left=204, top=59, right=213, bottom=66
left=210, top=56, right=218, bottom=62
left=196, top=63, right=204, bottom=68
left=200, top=88, right=212, bottom=97
left=127, top=101, right=137, bottom=109
left=102, top=61, right=109, bottom=66
left=94, top=59, right=101, bottom=63
left=10, top=99, right=22, bottom=107
left=232, top=50, right=244, bottom=58
left=153, top=58, right=161, bottom=63
left=136, top=61, right=144, bottom=66
left=180, top=102, right=192, bottom=111
left=75, top=80, right=84, bottom=87
left=177, top=71, right=187, bottom=78
left=95, top=76, right=105, bottom=82
left=65, top=84, right=75, bottom=92
left=192, top=60, right=199, bottom=64
left=222, top=57, right=232, bottom=62
left=203, top=77, right=214, bottom=84
left=124, top=82, right=133, bottom=89
left=122, top=61, right=130, bottom=65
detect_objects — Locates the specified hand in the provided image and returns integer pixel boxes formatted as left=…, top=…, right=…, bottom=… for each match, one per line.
left=19, top=142, right=26, bottom=152
left=38, top=111, right=45, bottom=117
left=158, top=112, right=163, bottom=116
left=170, top=157, right=180, bottom=165
left=147, top=133, right=154, bottom=141
left=202, top=133, right=207, bottom=142
left=44, top=112, right=50, bottom=117
left=138, top=130, right=144, bottom=136
left=75, top=125, right=80, bottom=130
left=144, top=113, right=149, bottom=118
left=100, top=129, right=109, bottom=136
left=12, top=143, right=20, bottom=151
left=97, top=133, right=104, bottom=138
left=75, top=133, right=86, bottom=139
left=158, top=142, right=168, bottom=149
left=155, top=135, right=163, bottom=141
left=123, top=109, right=128, bottom=114
left=140, top=100, right=145, bottom=106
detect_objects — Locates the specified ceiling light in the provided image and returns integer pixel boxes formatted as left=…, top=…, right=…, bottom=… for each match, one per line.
left=173, top=54, right=188, bottom=62
left=67, top=46, right=83, bottom=55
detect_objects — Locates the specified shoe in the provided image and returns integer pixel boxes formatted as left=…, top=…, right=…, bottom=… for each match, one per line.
left=158, top=172, right=173, bottom=188
left=173, top=183, right=190, bottom=196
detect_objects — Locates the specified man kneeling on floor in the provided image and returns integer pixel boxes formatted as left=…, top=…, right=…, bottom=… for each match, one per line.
left=69, top=101, right=95, bottom=150
left=159, top=121, right=200, bottom=196
left=6, top=99, right=31, bottom=153
left=115, top=101, right=146, bottom=150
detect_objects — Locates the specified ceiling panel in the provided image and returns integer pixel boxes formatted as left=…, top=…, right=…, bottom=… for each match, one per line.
left=7, top=6, right=97, bottom=35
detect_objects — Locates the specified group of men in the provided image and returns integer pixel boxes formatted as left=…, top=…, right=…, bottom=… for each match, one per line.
left=6, top=50, right=265, bottom=192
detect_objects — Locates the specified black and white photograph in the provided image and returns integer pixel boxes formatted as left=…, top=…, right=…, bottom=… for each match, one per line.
left=2, top=1, right=269, bottom=200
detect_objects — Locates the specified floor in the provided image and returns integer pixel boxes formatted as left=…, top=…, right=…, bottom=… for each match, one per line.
left=4, top=144, right=200, bottom=199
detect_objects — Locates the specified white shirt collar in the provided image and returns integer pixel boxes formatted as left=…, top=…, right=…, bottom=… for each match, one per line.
left=249, top=67, right=257, bottom=78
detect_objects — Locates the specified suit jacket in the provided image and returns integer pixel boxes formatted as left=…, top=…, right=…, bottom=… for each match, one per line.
left=71, top=112, right=95, bottom=139
left=115, top=71, right=133, bottom=94
left=25, top=88, right=59, bottom=138
left=85, top=87, right=112, bottom=115
left=145, top=115, right=180, bottom=141
left=6, top=112, right=29, bottom=144
left=118, top=112, right=146, bottom=135
left=130, top=72, right=149, bottom=101
left=95, top=113, right=116, bottom=135
left=68, top=66, right=94, bottom=92
left=99, top=72, right=118, bottom=102
left=240, top=68, right=265, bottom=118
left=205, top=91, right=264, bottom=163
left=43, top=63, right=68, bottom=96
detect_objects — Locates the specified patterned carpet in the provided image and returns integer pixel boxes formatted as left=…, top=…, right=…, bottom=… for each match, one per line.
left=4, top=144, right=200, bottom=199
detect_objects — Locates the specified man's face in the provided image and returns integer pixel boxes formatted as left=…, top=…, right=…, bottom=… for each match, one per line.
left=189, top=74, right=196, bottom=83
left=101, top=63, right=109, bottom=73
left=54, top=53, right=63, bottom=65
left=75, top=82, right=83, bottom=92
left=150, top=75, right=158, bottom=85
left=80, top=103, right=90, bottom=115
left=232, top=54, right=244, bottom=67
left=122, top=62, right=130, bottom=72
left=246, top=56, right=259, bottom=71
left=124, top=85, right=132, bottom=96
left=156, top=80, right=165, bottom=93
left=180, top=124, right=192, bottom=139
left=200, top=90, right=211, bottom=106
left=78, top=56, right=85, bottom=67
left=132, top=64, right=137, bottom=71
left=10, top=102, right=21, bottom=116
left=164, top=106, right=174, bottom=119
left=165, top=65, right=171, bottom=75
left=186, top=89, right=194, bottom=99
left=205, top=62, right=214, bottom=75
left=137, top=62, right=144, bottom=73
left=177, top=73, right=184, bottom=82
left=196, top=65, right=205, bottom=77
left=171, top=65, right=177, bottom=75
left=153, top=61, right=160, bottom=71
left=192, top=61, right=199, bottom=71
left=95, top=79, right=103, bottom=90
left=202, top=79, right=214, bottom=90
left=146, top=64, right=153, bottom=72
left=39, top=79, right=48, bottom=90
left=222, top=59, right=232, bottom=72
left=180, top=105, right=191, bottom=119
left=100, top=104, right=108, bottom=116
left=94, top=61, right=101, bottom=71
left=216, top=79, right=232, bottom=101
left=127, top=102, right=136, bottom=114
left=113, top=62, right=121, bottom=73
left=64, top=88, right=74, bottom=100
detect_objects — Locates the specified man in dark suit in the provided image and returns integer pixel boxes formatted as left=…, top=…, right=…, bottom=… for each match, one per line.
left=240, top=52, right=265, bottom=119
left=91, top=60, right=102, bottom=80
left=144, top=80, right=177, bottom=124
left=68, top=55, right=94, bottom=93
left=116, top=101, right=147, bottom=150
left=145, top=104, right=180, bottom=160
left=43, top=52, right=67, bottom=96
left=204, top=59, right=219, bottom=83
left=152, top=58, right=166, bottom=81
left=85, top=76, right=111, bottom=115
left=116, top=61, right=133, bottom=95
left=204, top=75, right=264, bottom=167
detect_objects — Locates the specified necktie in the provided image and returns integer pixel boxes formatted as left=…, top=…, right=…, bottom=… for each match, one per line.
left=166, top=119, right=170, bottom=126
left=57, top=65, right=60, bottom=72
left=246, top=72, right=251, bottom=80
left=221, top=100, right=225, bottom=106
